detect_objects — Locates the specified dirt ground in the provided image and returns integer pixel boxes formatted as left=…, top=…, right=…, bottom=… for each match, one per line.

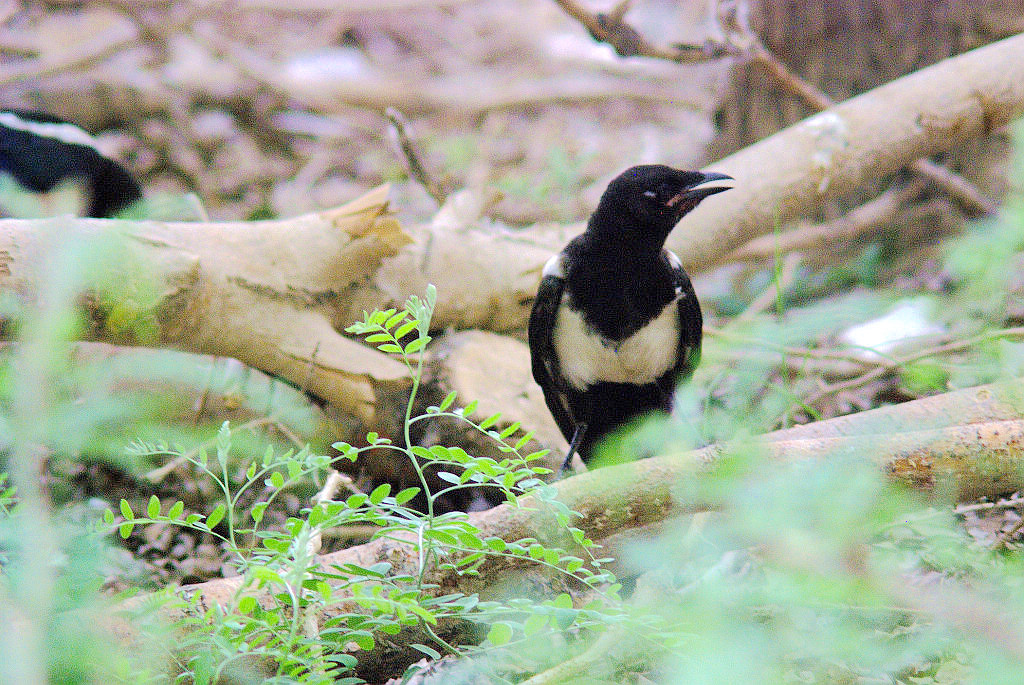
left=2, top=0, right=731, bottom=225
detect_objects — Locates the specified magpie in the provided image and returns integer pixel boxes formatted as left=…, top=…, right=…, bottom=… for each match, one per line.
left=528, top=165, right=733, bottom=471
left=0, top=109, right=141, bottom=218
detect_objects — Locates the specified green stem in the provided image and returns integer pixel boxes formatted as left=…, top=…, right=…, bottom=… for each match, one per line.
left=402, top=345, right=437, bottom=591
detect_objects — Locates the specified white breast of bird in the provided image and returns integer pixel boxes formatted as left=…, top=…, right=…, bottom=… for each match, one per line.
left=553, top=298, right=681, bottom=391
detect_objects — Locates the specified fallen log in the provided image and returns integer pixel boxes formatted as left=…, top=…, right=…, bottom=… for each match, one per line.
left=0, top=186, right=411, bottom=429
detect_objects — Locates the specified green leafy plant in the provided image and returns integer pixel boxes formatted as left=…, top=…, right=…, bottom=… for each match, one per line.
left=105, top=285, right=621, bottom=682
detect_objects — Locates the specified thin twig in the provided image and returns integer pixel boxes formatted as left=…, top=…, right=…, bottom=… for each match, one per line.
left=955, top=495, right=1024, bottom=515
left=384, top=107, right=447, bottom=206
left=705, top=326, right=874, bottom=364
left=735, top=252, right=801, bottom=321
left=550, top=0, right=996, bottom=218
left=550, top=0, right=737, bottom=62
left=0, top=19, right=136, bottom=86
left=996, top=517, right=1024, bottom=549
left=145, top=416, right=305, bottom=483
left=789, top=327, right=1024, bottom=419
left=726, top=181, right=923, bottom=261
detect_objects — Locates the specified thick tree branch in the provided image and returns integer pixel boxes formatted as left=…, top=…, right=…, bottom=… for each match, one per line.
left=349, top=32, right=1024, bottom=332
left=0, top=186, right=411, bottom=427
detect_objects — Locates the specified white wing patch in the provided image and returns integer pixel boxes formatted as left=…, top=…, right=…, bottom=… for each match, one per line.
left=542, top=253, right=565, bottom=279
left=664, top=249, right=684, bottom=296
left=553, top=297, right=680, bottom=391
left=0, top=111, right=104, bottom=155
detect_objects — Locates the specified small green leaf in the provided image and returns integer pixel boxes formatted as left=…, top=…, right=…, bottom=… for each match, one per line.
left=410, top=644, right=442, bottom=660
left=499, top=422, right=521, bottom=439
left=146, top=495, right=160, bottom=518
left=514, top=431, right=536, bottom=450
left=364, top=333, right=392, bottom=343
left=118, top=522, right=135, bottom=539
left=102, top=509, right=114, bottom=525
left=385, top=310, right=407, bottom=330
left=439, top=391, right=457, bottom=411
left=552, top=593, right=573, bottom=609
left=457, top=551, right=485, bottom=567
left=119, top=500, right=134, bottom=521
left=404, top=336, right=429, bottom=355
left=395, top=487, right=420, bottom=505
left=428, top=445, right=451, bottom=460
left=369, top=483, right=391, bottom=505
left=394, top=320, right=418, bottom=340
left=436, top=471, right=460, bottom=484
left=524, top=613, right=548, bottom=636
left=457, top=531, right=484, bottom=549
left=250, top=565, right=284, bottom=585
left=251, top=502, right=268, bottom=524
left=377, top=343, right=403, bottom=354
left=206, top=503, right=226, bottom=530
left=478, top=412, right=502, bottom=430
left=269, top=472, right=285, bottom=489
left=487, top=622, right=513, bottom=646
left=238, top=596, right=258, bottom=614
left=309, top=505, right=325, bottom=527
left=351, top=632, right=375, bottom=651
left=463, top=400, right=478, bottom=416
left=900, top=360, right=950, bottom=394
left=424, top=529, right=458, bottom=545
left=371, top=309, right=396, bottom=326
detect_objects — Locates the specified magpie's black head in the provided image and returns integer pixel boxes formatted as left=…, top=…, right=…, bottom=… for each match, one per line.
left=588, top=164, right=733, bottom=246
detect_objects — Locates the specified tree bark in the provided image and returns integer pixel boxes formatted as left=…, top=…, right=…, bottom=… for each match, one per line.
left=0, top=186, right=412, bottom=429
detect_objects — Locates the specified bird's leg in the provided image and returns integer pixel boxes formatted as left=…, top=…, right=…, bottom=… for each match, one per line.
left=561, top=422, right=588, bottom=475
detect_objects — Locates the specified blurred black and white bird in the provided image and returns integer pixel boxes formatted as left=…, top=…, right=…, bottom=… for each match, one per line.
left=0, top=109, right=141, bottom=218
left=528, top=164, right=733, bottom=471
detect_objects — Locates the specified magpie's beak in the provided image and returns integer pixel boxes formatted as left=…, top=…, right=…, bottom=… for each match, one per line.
left=666, top=171, right=734, bottom=210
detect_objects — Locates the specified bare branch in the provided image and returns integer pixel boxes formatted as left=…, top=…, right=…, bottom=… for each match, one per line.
left=384, top=108, right=447, bottom=206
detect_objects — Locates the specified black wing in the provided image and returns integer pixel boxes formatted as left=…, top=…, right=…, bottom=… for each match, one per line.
left=527, top=269, right=577, bottom=443
left=657, top=250, right=703, bottom=398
